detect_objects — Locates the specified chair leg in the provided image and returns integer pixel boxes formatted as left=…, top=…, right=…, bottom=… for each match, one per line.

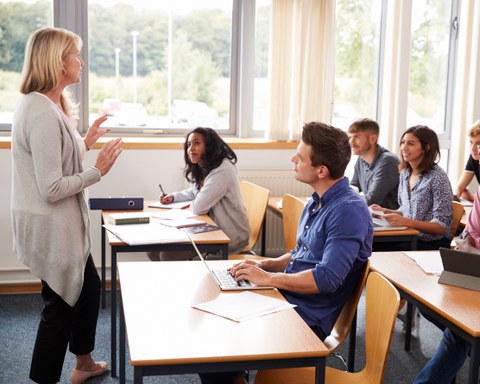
left=348, top=312, right=357, bottom=372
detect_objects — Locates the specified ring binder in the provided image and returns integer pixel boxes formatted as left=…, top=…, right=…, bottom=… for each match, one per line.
left=88, top=197, right=144, bottom=210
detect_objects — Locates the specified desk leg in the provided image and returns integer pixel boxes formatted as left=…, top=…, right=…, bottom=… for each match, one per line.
left=314, top=357, right=326, bottom=384
left=111, top=248, right=117, bottom=378
left=261, top=216, right=267, bottom=256
left=468, top=338, right=480, bottom=384
left=222, top=244, right=228, bottom=260
left=101, top=217, right=106, bottom=309
left=120, top=290, right=125, bottom=384
left=410, top=236, right=418, bottom=251
left=404, top=302, right=413, bottom=351
left=347, top=312, right=357, bottom=372
left=134, top=367, right=143, bottom=384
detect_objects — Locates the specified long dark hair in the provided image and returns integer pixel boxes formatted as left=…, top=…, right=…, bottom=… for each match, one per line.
left=183, top=127, right=237, bottom=185
left=399, top=125, right=440, bottom=174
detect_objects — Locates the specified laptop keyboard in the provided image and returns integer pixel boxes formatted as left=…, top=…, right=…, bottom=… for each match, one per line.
left=213, top=269, right=252, bottom=288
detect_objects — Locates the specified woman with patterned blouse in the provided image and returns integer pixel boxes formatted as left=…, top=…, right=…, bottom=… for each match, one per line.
left=371, top=125, right=453, bottom=250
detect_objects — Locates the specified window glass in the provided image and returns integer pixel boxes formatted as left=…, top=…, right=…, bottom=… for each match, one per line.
left=252, top=0, right=271, bottom=132
left=407, top=0, right=451, bottom=134
left=0, top=0, right=52, bottom=129
left=88, top=0, right=233, bottom=133
left=332, top=0, right=382, bottom=130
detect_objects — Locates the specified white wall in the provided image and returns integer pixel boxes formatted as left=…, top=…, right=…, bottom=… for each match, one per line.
left=0, top=147, right=299, bottom=284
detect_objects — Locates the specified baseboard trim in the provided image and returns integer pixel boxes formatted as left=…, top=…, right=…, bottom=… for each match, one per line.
left=0, top=281, right=115, bottom=294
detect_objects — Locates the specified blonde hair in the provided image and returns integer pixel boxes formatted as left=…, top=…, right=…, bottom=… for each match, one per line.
left=468, top=120, right=480, bottom=138
left=20, top=27, right=82, bottom=117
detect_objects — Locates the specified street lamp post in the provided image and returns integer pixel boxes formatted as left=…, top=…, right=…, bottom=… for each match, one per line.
left=131, top=31, right=139, bottom=104
left=115, top=48, right=121, bottom=100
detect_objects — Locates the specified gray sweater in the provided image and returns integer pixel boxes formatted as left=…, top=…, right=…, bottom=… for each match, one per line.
left=173, top=159, right=250, bottom=253
left=351, top=145, right=400, bottom=210
left=11, top=93, right=101, bottom=306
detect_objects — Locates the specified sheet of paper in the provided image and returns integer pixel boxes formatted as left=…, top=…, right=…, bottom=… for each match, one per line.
left=150, top=209, right=196, bottom=220
left=192, top=291, right=296, bottom=322
left=103, top=222, right=189, bottom=245
left=148, top=201, right=192, bottom=209
left=369, top=207, right=385, bottom=216
left=460, top=198, right=473, bottom=207
left=403, top=251, right=443, bottom=275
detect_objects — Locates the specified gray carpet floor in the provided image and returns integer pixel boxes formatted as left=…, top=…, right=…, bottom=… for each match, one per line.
left=0, top=290, right=471, bottom=383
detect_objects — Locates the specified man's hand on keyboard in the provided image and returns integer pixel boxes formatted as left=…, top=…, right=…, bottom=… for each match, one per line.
left=230, top=261, right=272, bottom=287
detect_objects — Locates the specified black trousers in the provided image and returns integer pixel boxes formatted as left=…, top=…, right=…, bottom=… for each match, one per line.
left=29, top=255, right=101, bottom=383
left=373, top=236, right=451, bottom=252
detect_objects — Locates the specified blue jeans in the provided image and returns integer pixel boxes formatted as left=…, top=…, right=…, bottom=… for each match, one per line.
left=413, top=328, right=470, bottom=384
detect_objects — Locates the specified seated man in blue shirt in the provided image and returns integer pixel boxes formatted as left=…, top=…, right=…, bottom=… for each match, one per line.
left=200, top=121, right=374, bottom=384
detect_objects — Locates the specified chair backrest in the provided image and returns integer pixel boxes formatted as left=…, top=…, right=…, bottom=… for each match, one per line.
left=282, top=194, right=306, bottom=252
left=323, top=259, right=370, bottom=352
left=253, top=270, right=400, bottom=384
left=358, top=271, right=400, bottom=383
left=451, top=201, right=465, bottom=238
left=239, top=181, right=270, bottom=253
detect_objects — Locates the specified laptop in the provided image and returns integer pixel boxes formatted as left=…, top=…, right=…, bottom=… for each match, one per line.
left=372, top=217, right=407, bottom=231
left=438, top=247, right=480, bottom=291
left=184, top=231, right=274, bottom=291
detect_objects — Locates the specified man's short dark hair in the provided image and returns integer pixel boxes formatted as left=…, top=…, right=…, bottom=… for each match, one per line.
left=347, top=118, right=380, bottom=136
left=302, top=122, right=351, bottom=179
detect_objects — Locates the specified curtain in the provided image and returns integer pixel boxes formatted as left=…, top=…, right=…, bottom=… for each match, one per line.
left=266, top=0, right=335, bottom=141
left=449, top=0, right=480, bottom=182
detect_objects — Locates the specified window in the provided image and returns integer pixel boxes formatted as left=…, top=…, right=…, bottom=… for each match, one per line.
left=407, top=0, right=457, bottom=137
left=332, top=0, right=383, bottom=130
left=0, top=0, right=53, bottom=131
left=0, top=0, right=270, bottom=136
left=252, top=0, right=271, bottom=132
left=88, top=0, right=234, bottom=134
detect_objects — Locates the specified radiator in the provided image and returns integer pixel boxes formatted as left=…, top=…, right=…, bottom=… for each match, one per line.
left=238, top=170, right=311, bottom=256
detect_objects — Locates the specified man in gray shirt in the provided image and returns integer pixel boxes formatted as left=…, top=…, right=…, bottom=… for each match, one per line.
left=348, top=118, right=400, bottom=209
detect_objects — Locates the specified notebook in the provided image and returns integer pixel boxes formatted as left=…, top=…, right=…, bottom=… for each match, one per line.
left=372, top=217, right=407, bottom=231
left=183, top=231, right=274, bottom=291
left=438, top=247, right=480, bottom=291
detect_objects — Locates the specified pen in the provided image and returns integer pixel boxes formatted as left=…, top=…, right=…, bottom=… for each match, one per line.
left=159, top=184, right=166, bottom=197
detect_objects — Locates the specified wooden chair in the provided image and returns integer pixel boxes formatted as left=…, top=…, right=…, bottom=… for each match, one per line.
left=451, top=201, right=465, bottom=238
left=254, top=271, right=400, bottom=384
left=282, top=194, right=306, bottom=252
left=324, top=259, right=370, bottom=372
left=239, top=180, right=270, bottom=254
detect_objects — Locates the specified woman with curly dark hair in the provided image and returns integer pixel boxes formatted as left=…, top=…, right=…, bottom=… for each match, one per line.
left=149, top=127, right=249, bottom=261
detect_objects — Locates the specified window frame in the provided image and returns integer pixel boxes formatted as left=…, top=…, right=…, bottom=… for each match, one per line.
left=57, top=0, right=265, bottom=137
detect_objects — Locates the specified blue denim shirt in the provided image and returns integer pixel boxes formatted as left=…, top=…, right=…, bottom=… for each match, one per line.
left=281, top=177, right=373, bottom=336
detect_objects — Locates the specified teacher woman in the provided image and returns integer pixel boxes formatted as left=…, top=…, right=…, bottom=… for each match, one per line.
left=11, top=27, right=122, bottom=383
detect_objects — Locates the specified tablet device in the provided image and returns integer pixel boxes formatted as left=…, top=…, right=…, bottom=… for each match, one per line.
left=438, top=247, right=480, bottom=291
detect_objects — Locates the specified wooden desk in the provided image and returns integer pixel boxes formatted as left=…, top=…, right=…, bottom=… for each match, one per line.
left=101, top=203, right=230, bottom=377
left=267, top=197, right=419, bottom=251
left=370, top=251, right=480, bottom=384
left=118, top=261, right=329, bottom=384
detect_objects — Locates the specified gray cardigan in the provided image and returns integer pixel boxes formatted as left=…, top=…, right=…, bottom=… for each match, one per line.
left=173, top=159, right=250, bottom=253
left=11, top=93, right=101, bottom=306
